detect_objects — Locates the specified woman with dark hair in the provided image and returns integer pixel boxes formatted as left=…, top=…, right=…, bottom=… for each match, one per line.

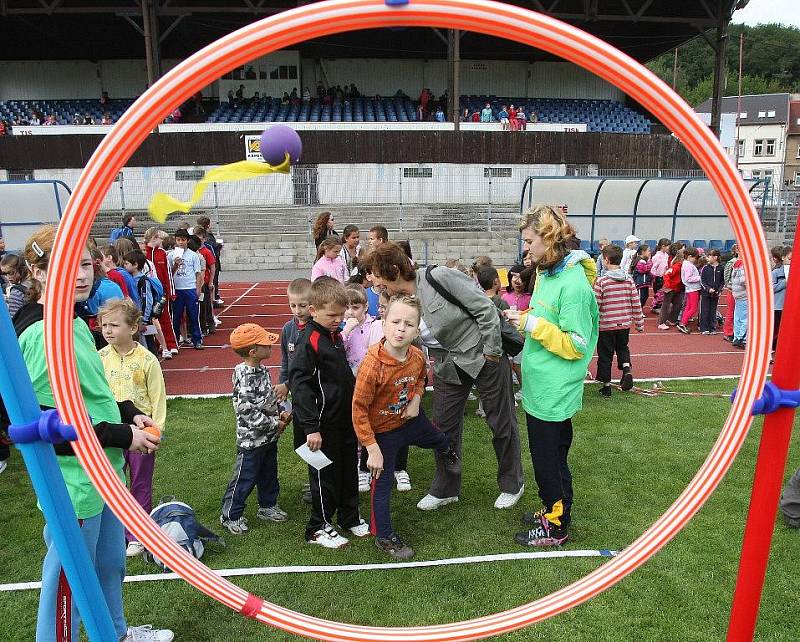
left=364, top=242, right=524, bottom=512
left=505, top=205, right=598, bottom=548
left=312, top=212, right=340, bottom=248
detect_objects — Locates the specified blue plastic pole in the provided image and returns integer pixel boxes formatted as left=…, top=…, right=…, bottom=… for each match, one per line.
left=0, top=299, right=117, bottom=641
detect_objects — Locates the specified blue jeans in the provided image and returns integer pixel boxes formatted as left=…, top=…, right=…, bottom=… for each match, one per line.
left=172, top=288, right=202, bottom=345
left=220, top=442, right=280, bottom=521
left=733, top=298, right=748, bottom=341
left=36, top=505, right=127, bottom=641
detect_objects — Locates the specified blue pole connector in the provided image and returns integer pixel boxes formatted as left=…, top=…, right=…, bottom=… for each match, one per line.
left=731, top=381, right=800, bottom=416
left=9, top=408, right=77, bottom=444
left=385, top=0, right=409, bottom=5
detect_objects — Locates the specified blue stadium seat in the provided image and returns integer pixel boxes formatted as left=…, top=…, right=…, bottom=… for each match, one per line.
left=644, top=240, right=656, bottom=249
left=693, top=240, right=707, bottom=250
left=611, top=240, right=624, bottom=247
left=708, top=240, right=724, bottom=251
left=724, top=240, right=737, bottom=252
left=579, top=240, right=591, bottom=252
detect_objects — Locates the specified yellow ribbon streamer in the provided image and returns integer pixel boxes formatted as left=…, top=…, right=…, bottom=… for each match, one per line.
left=147, top=156, right=290, bottom=224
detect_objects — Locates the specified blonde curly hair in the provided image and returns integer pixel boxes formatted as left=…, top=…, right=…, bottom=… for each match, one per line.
left=518, top=205, right=576, bottom=270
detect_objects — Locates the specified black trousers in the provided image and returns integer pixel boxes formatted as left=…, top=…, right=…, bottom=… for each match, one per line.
left=699, top=293, right=719, bottom=332
left=638, top=286, right=649, bottom=309
left=526, top=414, right=573, bottom=526
left=305, top=421, right=361, bottom=539
left=596, top=329, right=631, bottom=384
left=773, top=309, right=783, bottom=351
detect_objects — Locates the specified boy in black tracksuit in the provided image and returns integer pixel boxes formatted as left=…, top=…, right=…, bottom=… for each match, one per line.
left=289, top=277, right=366, bottom=548
left=699, top=249, right=724, bottom=334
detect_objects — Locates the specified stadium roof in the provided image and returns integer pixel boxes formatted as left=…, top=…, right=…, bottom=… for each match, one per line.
left=0, top=0, right=738, bottom=62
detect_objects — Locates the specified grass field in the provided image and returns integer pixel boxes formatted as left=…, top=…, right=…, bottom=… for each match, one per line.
left=1, top=379, right=799, bottom=641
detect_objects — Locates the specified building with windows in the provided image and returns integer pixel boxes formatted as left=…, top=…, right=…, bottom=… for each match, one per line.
left=785, top=99, right=800, bottom=188
left=696, top=93, right=793, bottom=186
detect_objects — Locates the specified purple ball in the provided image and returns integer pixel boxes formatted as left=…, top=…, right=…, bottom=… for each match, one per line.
left=260, top=125, right=302, bottom=166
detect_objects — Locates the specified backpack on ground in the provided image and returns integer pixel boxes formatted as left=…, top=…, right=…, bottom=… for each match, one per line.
left=142, top=497, right=225, bottom=571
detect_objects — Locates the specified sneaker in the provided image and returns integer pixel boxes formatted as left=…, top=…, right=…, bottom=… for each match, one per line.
left=302, top=483, right=312, bottom=504
left=220, top=515, right=249, bottom=534
left=126, top=541, right=145, bottom=557
left=161, top=349, right=173, bottom=360
left=214, top=317, right=222, bottom=327
left=657, top=323, right=669, bottom=330
left=348, top=520, right=370, bottom=537
left=677, top=324, right=690, bottom=335
left=193, top=342, right=204, bottom=350
left=358, top=470, right=371, bottom=493
left=123, top=625, right=175, bottom=642
left=416, top=494, right=459, bottom=511
left=620, top=367, right=634, bottom=392
left=307, top=525, right=348, bottom=549
left=214, top=298, right=225, bottom=306
left=494, top=485, right=525, bottom=509
left=475, top=404, right=486, bottom=418
left=170, top=348, right=179, bottom=355
left=514, top=517, right=569, bottom=547
left=180, top=337, right=192, bottom=346
left=599, top=385, right=612, bottom=398
left=701, top=330, right=711, bottom=335
left=723, top=335, right=734, bottom=342
left=0, top=460, right=7, bottom=475
left=732, top=339, right=746, bottom=349
left=514, top=390, right=523, bottom=402
left=394, top=470, right=412, bottom=492
left=375, top=534, right=415, bottom=560
left=257, top=505, right=288, bottom=523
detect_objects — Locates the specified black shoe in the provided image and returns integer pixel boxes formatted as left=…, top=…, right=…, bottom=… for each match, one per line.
left=375, top=534, right=415, bottom=560
left=732, top=340, right=746, bottom=349
left=677, top=324, right=690, bottom=335
left=514, top=518, right=568, bottom=547
left=599, top=385, right=612, bottom=398
left=620, top=367, right=634, bottom=391
left=723, top=335, right=733, bottom=343
left=441, top=446, right=460, bottom=465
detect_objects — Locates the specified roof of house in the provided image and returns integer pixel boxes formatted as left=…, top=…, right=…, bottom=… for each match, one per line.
left=695, top=93, right=790, bottom=125
left=788, top=101, right=800, bottom=134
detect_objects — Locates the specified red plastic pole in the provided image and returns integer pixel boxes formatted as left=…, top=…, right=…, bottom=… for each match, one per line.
left=727, top=215, right=800, bottom=642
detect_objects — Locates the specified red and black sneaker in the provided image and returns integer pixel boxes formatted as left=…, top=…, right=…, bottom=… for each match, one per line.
left=514, top=517, right=568, bottom=547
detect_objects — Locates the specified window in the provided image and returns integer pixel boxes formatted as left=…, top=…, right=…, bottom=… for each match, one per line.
left=751, top=170, right=761, bottom=180
left=269, top=65, right=298, bottom=80
left=763, top=169, right=773, bottom=183
left=766, top=139, right=776, bottom=156
left=754, top=139, right=764, bottom=155
left=767, top=110, right=776, bottom=117
left=175, top=170, right=205, bottom=181
left=739, top=112, right=748, bottom=119
left=7, top=169, right=34, bottom=181
left=484, top=167, right=512, bottom=178
left=795, top=171, right=800, bottom=187
left=403, top=167, right=432, bottom=178
left=736, top=139, right=745, bottom=156
left=758, top=111, right=766, bottom=118
left=796, top=143, right=800, bottom=159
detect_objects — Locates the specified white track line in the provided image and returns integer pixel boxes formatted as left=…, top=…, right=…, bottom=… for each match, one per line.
left=0, top=549, right=616, bottom=592
left=218, top=282, right=260, bottom=317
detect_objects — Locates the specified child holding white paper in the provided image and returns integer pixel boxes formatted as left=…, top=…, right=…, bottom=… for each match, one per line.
left=220, top=323, right=291, bottom=535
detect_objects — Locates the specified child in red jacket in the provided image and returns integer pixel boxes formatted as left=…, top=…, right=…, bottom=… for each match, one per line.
left=658, top=243, right=685, bottom=330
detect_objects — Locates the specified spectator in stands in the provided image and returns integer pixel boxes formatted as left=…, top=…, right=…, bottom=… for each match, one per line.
left=110, top=215, right=136, bottom=243
left=191, top=91, right=204, bottom=115
left=100, top=113, right=112, bottom=125
left=72, top=113, right=82, bottom=125
left=281, top=92, right=290, bottom=106
left=529, top=110, right=538, bottom=124
left=498, top=105, right=510, bottom=130
left=517, top=107, right=528, bottom=131
left=227, top=90, right=235, bottom=106
left=83, top=112, right=96, bottom=125
left=44, top=114, right=57, bottom=126
left=461, top=107, right=471, bottom=122
left=480, top=103, right=493, bottom=122
left=316, top=81, right=325, bottom=100
left=312, top=212, right=340, bottom=248
left=419, top=88, right=431, bottom=119
left=29, top=111, right=42, bottom=126
left=236, top=84, right=245, bottom=102
left=0, top=120, right=8, bottom=136
left=435, top=107, right=446, bottom=122
left=303, top=87, right=311, bottom=102
left=416, top=103, right=424, bottom=121
left=508, top=105, right=518, bottom=131
left=166, top=107, right=181, bottom=123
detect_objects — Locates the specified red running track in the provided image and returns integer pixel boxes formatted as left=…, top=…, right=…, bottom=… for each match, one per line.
left=162, top=281, right=751, bottom=396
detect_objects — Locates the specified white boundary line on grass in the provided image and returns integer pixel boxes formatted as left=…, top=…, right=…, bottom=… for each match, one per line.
left=0, top=549, right=616, bottom=592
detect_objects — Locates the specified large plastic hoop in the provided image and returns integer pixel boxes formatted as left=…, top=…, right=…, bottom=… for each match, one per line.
left=44, top=1, right=772, bottom=639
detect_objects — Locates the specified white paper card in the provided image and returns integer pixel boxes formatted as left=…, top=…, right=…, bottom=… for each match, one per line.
left=295, top=443, right=332, bottom=470
left=172, top=247, right=184, bottom=259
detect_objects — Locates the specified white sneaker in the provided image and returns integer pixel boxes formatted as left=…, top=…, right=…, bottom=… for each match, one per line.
left=170, top=348, right=179, bottom=355
left=494, top=485, right=525, bottom=509
left=126, top=541, right=145, bottom=557
left=0, top=460, right=7, bottom=475
left=214, top=316, right=222, bottom=326
left=514, top=390, right=523, bottom=402
left=307, top=525, right=348, bottom=549
left=475, top=405, right=486, bottom=418
left=161, top=349, right=173, bottom=360
left=349, top=520, right=370, bottom=537
left=416, top=494, right=459, bottom=511
left=394, top=469, right=412, bottom=491
left=123, top=625, right=175, bottom=641
left=220, top=515, right=249, bottom=534
left=358, top=470, right=371, bottom=492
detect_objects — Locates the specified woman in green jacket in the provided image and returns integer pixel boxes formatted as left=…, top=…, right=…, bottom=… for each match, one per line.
left=506, top=206, right=598, bottom=547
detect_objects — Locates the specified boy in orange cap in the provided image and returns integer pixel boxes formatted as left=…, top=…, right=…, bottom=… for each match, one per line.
left=220, top=323, right=292, bottom=534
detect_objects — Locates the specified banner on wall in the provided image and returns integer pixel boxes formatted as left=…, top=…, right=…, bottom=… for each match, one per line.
left=244, top=135, right=263, bottom=161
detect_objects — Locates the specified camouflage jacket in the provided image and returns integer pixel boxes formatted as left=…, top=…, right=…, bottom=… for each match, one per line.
left=232, top=363, right=280, bottom=449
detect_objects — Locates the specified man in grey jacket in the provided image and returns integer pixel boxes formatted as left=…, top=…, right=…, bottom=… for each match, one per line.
left=365, top=244, right=524, bottom=511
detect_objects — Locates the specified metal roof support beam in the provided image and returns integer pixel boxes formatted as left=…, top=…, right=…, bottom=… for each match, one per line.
left=710, top=0, right=730, bottom=139
left=159, top=14, right=185, bottom=44
left=120, top=14, right=145, bottom=37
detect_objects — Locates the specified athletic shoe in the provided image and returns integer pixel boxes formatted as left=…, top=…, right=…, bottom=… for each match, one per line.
left=522, top=507, right=571, bottom=528
left=161, top=349, right=173, bottom=360
left=126, top=541, right=145, bottom=557
left=599, top=385, right=612, bottom=398
left=348, top=520, right=370, bottom=537
left=193, top=342, right=204, bottom=350
left=475, top=404, right=486, bottom=418
left=701, top=330, right=711, bottom=335
left=214, top=316, right=222, bottom=327
left=657, top=323, right=669, bottom=330
left=723, top=335, right=733, bottom=342
left=214, top=298, right=225, bottom=306
left=416, top=494, right=459, bottom=511
left=375, top=534, right=415, bottom=560
left=677, top=324, right=690, bottom=334
left=257, top=505, right=288, bottom=523
left=180, top=337, right=192, bottom=346
left=0, top=460, right=7, bottom=475
left=302, top=483, right=312, bottom=504
left=732, top=339, right=746, bottom=349
left=358, top=470, right=371, bottom=493
left=220, top=515, right=249, bottom=534
left=123, top=625, right=175, bottom=641
left=307, top=525, right=348, bottom=549
left=620, top=367, right=634, bottom=391
left=514, top=390, right=523, bottom=402
left=170, top=348, right=179, bottom=355
left=394, top=469, right=412, bottom=491
left=514, top=517, right=568, bottom=547
left=494, top=485, right=525, bottom=509
left=666, top=321, right=675, bottom=326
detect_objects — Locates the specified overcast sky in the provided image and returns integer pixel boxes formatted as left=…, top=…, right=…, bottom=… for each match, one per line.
left=731, top=0, right=800, bottom=29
